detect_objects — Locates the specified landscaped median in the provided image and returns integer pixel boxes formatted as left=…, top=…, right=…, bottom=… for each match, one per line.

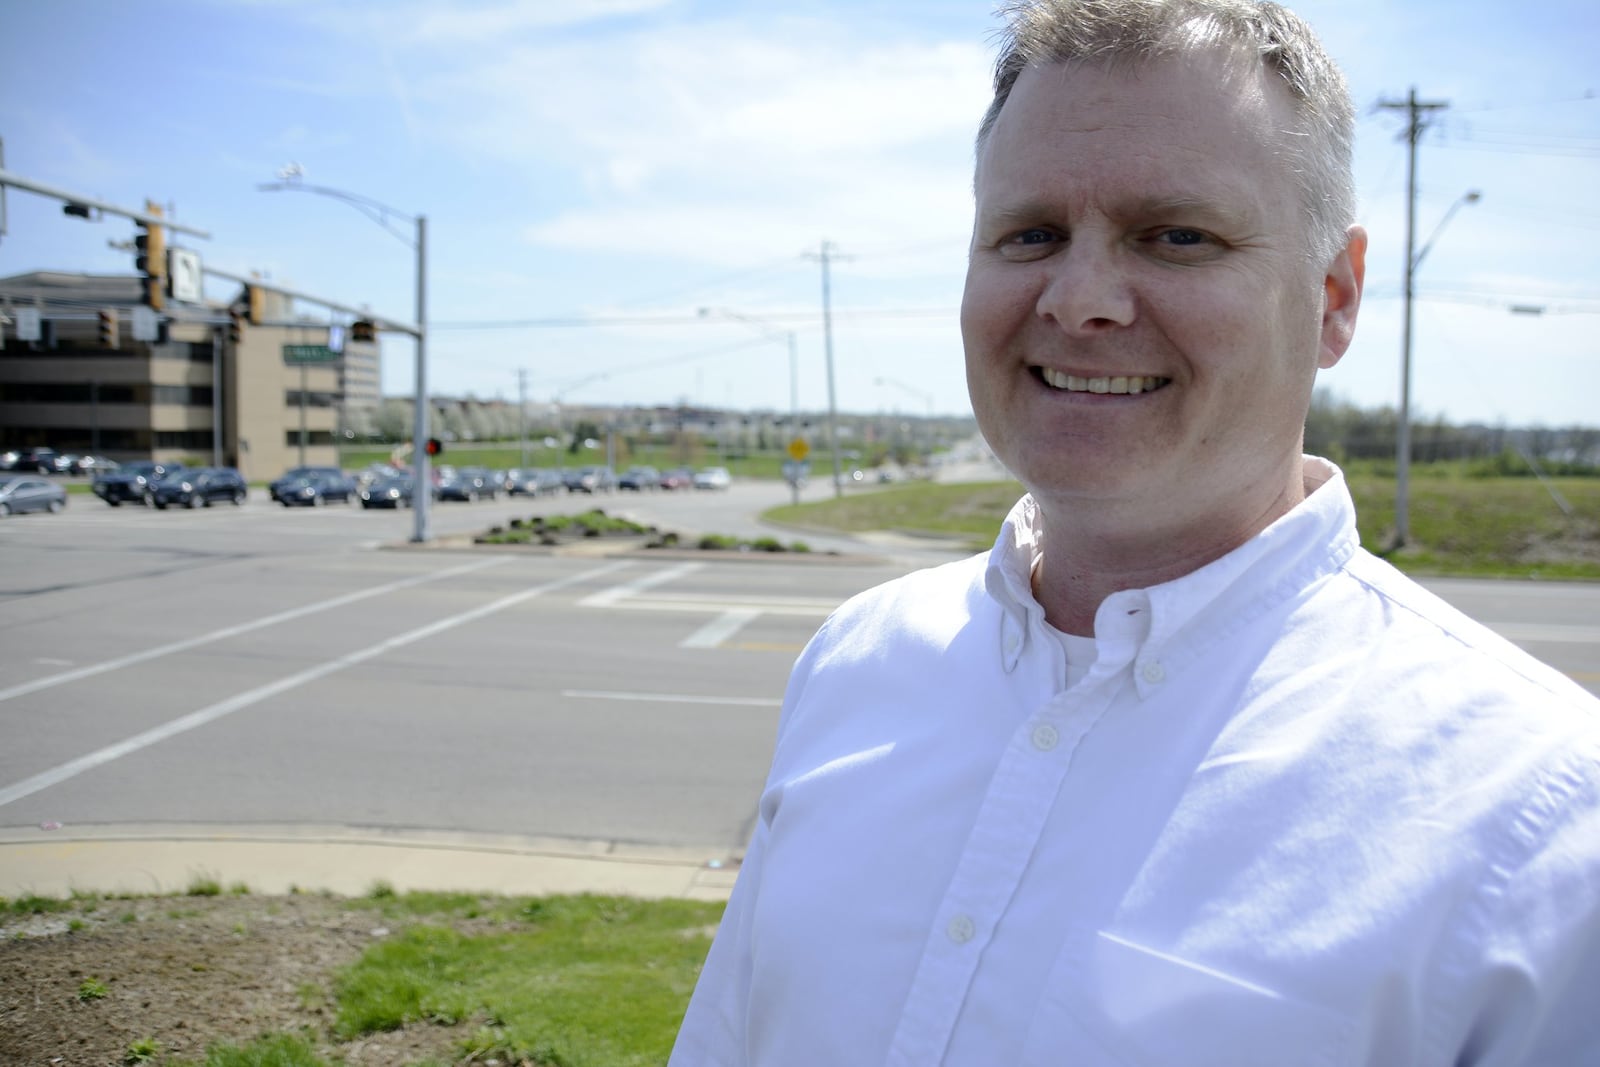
left=472, top=508, right=818, bottom=555
left=2, top=885, right=720, bottom=1067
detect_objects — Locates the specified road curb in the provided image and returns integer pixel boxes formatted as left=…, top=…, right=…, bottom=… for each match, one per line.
left=0, top=824, right=740, bottom=902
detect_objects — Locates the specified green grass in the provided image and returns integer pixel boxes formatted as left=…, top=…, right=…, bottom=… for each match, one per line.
left=761, top=466, right=1600, bottom=579
left=171, top=1032, right=329, bottom=1067
left=332, top=893, right=721, bottom=1066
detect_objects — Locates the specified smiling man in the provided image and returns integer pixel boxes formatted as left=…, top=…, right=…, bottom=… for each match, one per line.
left=669, top=3, right=1600, bottom=1065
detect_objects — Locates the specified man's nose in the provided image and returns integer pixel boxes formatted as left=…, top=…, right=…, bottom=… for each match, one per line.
left=1034, top=243, right=1136, bottom=333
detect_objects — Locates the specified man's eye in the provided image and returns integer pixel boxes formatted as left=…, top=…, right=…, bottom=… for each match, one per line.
left=1009, top=228, right=1058, bottom=246
left=1158, top=228, right=1208, bottom=246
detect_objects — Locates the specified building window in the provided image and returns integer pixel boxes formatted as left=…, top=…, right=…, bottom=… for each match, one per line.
left=154, top=430, right=216, bottom=450
left=284, top=430, right=339, bottom=447
left=152, top=385, right=215, bottom=406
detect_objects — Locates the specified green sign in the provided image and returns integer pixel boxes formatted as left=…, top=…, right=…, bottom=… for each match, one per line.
left=282, top=344, right=339, bottom=364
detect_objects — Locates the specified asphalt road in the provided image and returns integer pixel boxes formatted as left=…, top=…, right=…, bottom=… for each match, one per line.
left=1, top=482, right=1595, bottom=865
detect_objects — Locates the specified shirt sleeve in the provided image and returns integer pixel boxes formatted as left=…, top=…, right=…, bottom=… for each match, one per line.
left=1445, top=740, right=1600, bottom=1065
left=667, top=810, right=768, bottom=1066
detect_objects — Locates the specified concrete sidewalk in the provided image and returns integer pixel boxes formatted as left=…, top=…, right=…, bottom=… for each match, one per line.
left=0, top=823, right=740, bottom=901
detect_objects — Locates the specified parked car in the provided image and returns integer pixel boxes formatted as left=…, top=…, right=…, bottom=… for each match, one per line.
left=0, top=475, right=68, bottom=516
left=507, top=468, right=563, bottom=496
left=151, top=467, right=249, bottom=509
left=269, top=466, right=346, bottom=504
left=658, top=467, right=695, bottom=491
left=565, top=466, right=617, bottom=494
left=618, top=466, right=660, bottom=491
left=93, top=461, right=185, bottom=506
left=437, top=466, right=499, bottom=502
left=69, top=454, right=119, bottom=476
left=693, top=466, right=732, bottom=491
left=12, top=447, right=64, bottom=474
left=359, top=474, right=417, bottom=509
left=278, top=471, right=357, bottom=507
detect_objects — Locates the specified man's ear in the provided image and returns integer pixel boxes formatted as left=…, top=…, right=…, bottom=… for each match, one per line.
left=1318, top=225, right=1366, bottom=370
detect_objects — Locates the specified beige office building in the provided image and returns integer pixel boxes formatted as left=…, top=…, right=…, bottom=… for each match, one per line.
left=0, top=271, right=380, bottom=480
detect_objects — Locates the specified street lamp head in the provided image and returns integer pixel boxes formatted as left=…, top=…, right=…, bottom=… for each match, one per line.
left=1464, top=190, right=1482, bottom=204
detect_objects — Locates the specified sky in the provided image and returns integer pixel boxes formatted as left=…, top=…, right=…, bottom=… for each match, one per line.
left=2, top=0, right=1596, bottom=427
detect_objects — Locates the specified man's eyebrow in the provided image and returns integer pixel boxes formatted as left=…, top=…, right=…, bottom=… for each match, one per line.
left=977, top=195, right=1253, bottom=229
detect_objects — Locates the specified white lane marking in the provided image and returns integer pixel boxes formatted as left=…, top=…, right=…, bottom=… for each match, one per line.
left=577, top=561, right=703, bottom=608
left=1491, top=622, right=1600, bottom=644
left=0, top=557, right=513, bottom=705
left=0, top=561, right=632, bottom=810
left=562, top=688, right=782, bottom=708
left=680, top=609, right=762, bottom=649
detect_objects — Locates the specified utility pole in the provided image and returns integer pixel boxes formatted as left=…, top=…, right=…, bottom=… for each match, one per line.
left=1378, top=87, right=1449, bottom=548
left=805, top=240, right=851, bottom=498
left=518, top=367, right=530, bottom=469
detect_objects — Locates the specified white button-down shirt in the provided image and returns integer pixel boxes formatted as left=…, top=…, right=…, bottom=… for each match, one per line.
left=670, top=458, right=1600, bottom=1067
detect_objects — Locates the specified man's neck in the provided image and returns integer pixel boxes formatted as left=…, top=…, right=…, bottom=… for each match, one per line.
left=1029, top=468, right=1310, bottom=636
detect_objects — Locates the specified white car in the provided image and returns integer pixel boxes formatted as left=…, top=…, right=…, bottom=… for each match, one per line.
left=693, top=466, right=732, bottom=491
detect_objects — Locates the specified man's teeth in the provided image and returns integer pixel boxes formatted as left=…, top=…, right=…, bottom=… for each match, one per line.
left=1039, top=368, right=1170, bottom=394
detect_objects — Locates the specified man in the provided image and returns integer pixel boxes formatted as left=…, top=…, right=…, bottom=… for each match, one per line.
left=670, top=2, right=1600, bottom=1064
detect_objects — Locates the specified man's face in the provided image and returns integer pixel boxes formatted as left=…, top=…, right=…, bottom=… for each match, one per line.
left=962, top=50, right=1362, bottom=530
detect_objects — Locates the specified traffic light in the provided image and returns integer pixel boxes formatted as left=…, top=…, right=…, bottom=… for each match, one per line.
left=98, top=308, right=120, bottom=349
left=134, top=202, right=167, bottom=311
left=350, top=319, right=376, bottom=343
left=424, top=437, right=443, bottom=457
left=246, top=284, right=266, bottom=325
left=228, top=308, right=245, bottom=344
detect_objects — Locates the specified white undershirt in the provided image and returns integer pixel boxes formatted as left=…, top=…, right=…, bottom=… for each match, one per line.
left=1046, top=623, right=1097, bottom=689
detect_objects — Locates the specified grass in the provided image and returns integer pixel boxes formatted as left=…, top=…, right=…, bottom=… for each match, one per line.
left=331, top=894, right=720, bottom=1066
left=9, top=888, right=723, bottom=1067
left=761, top=463, right=1600, bottom=579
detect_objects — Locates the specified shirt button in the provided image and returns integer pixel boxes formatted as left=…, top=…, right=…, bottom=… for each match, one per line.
left=1140, top=661, right=1166, bottom=684
left=1031, top=723, right=1059, bottom=751
left=947, top=915, right=976, bottom=945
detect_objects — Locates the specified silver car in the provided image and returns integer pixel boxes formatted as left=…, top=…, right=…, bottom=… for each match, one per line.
left=0, top=475, right=68, bottom=517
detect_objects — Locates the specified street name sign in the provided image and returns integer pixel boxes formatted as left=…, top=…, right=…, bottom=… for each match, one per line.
left=283, top=344, right=339, bottom=364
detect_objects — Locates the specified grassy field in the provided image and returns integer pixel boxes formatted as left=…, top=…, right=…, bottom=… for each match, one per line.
left=341, top=443, right=806, bottom=481
left=2, top=887, right=721, bottom=1067
left=765, top=465, right=1600, bottom=580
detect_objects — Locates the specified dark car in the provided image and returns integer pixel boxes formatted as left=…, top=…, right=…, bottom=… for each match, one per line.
left=278, top=471, right=357, bottom=507
left=437, top=466, right=499, bottom=502
left=619, top=466, right=660, bottom=491
left=0, top=475, right=68, bottom=516
left=12, top=447, right=64, bottom=474
left=359, top=474, right=417, bottom=509
left=151, top=467, right=249, bottom=509
left=564, top=466, right=617, bottom=493
left=269, top=466, right=346, bottom=504
left=94, top=461, right=185, bottom=506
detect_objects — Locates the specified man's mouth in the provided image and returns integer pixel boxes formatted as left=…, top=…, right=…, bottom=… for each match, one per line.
left=1036, top=368, right=1172, bottom=395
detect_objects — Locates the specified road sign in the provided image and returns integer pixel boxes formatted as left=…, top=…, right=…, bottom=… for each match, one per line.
left=782, top=459, right=811, bottom=486
left=169, top=249, right=203, bottom=303
left=14, top=308, right=41, bottom=342
left=787, top=437, right=811, bottom=462
left=283, top=344, right=339, bottom=364
left=131, top=306, right=160, bottom=341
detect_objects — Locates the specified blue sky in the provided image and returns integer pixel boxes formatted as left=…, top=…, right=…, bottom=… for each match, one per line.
left=2, top=0, right=1596, bottom=427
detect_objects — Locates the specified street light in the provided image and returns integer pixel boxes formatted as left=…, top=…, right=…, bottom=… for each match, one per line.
left=1395, top=188, right=1481, bottom=547
left=258, top=176, right=431, bottom=543
left=698, top=307, right=802, bottom=503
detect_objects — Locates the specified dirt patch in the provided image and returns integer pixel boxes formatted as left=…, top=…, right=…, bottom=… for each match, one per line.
left=1, top=894, right=472, bottom=1066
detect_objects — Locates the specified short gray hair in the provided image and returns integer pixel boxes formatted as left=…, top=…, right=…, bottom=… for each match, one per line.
left=977, top=0, right=1356, bottom=263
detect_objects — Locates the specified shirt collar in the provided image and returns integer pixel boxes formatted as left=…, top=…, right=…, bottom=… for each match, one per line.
left=984, top=457, right=1360, bottom=673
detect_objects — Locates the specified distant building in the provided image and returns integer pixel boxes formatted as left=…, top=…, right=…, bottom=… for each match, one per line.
left=0, top=271, right=379, bottom=479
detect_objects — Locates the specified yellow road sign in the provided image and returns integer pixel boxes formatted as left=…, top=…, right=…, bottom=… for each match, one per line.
left=787, top=437, right=810, bottom=461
